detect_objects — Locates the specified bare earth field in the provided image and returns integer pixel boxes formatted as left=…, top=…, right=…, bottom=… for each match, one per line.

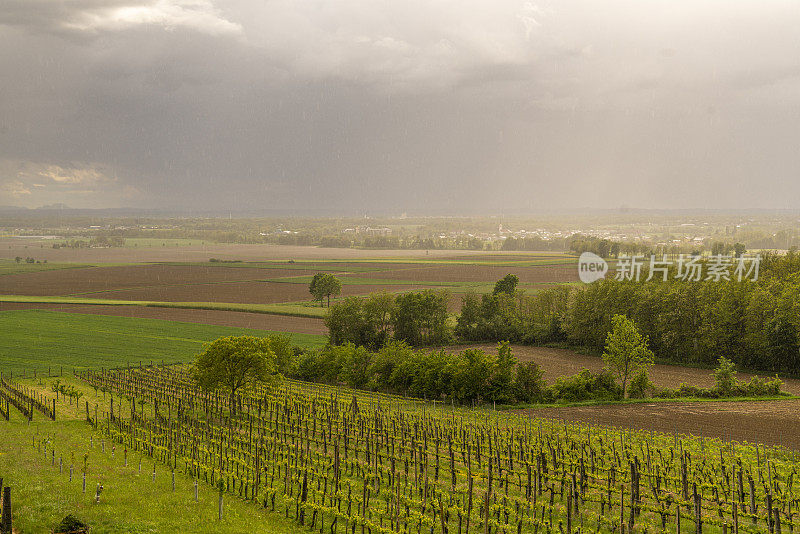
left=0, top=301, right=326, bottom=334
left=0, top=240, right=568, bottom=263
left=349, top=263, right=578, bottom=284
left=0, top=264, right=316, bottom=296
left=451, top=343, right=800, bottom=395
left=0, top=257, right=576, bottom=307
left=82, top=281, right=426, bottom=304
left=521, top=400, right=800, bottom=450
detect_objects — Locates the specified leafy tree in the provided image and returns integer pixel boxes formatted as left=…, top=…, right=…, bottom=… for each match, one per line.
left=325, top=292, right=396, bottom=350
left=514, top=361, right=546, bottom=403
left=310, top=273, right=342, bottom=307
left=336, top=344, right=373, bottom=389
left=263, top=334, right=296, bottom=375
left=487, top=341, right=517, bottom=403
left=326, top=297, right=369, bottom=347
left=493, top=274, right=519, bottom=295
left=14, top=256, right=21, bottom=263
left=448, top=349, right=497, bottom=403
left=324, top=275, right=342, bottom=307
left=308, top=273, right=326, bottom=306
left=392, top=290, right=452, bottom=346
left=194, top=336, right=279, bottom=415
left=711, top=241, right=733, bottom=256
left=602, top=315, right=654, bottom=398
left=454, top=292, right=482, bottom=340
left=713, top=356, right=738, bottom=396
left=733, top=242, right=747, bottom=258
left=363, top=292, right=395, bottom=348
left=367, top=340, right=415, bottom=391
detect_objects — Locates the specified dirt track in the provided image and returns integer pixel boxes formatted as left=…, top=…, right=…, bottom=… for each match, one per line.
left=521, top=400, right=800, bottom=450
left=0, top=301, right=327, bottom=335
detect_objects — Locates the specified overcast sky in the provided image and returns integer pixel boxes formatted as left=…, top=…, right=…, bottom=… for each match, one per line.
left=1, top=1, right=799, bottom=213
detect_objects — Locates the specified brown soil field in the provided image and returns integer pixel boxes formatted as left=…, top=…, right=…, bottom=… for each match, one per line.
left=0, top=301, right=326, bottom=334
left=449, top=343, right=800, bottom=395
left=0, top=240, right=565, bottom=263
left=83, top=281, right=425, bottom=304
left=521, top=400, right=800, bottom=450
left=350, top=263, right=578, bottom=284
left=0, top=264, right=317, bottom=296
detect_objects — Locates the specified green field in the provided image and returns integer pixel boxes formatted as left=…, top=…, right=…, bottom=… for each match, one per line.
left=0, top=309, right=326, bottom=373
left=0, top=419, right=300, bottom=533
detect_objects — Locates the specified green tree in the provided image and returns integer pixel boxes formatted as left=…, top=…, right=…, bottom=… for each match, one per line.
left=326, top=296, right=368, bottom=346
left=310, top=273, right=342, bottom=307
left=194, top=336, right=279, bottom=415
left=602, top=315, right=654, bottom=398
left=487, top=341, right=517, bottom=403
left=392, top=290, right=451, bottom=346
left=713, top=356, right=738, bottom=396
left=308, top=273, right=326, bottom=306
left=363, top=292, right=395, bottom=348
left=514, top=361, right=546, bottom=403
left=493, top=274, right=519, bottom=295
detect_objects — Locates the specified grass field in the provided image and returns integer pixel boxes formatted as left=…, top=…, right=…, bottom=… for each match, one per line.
left=0, top=309, right=326, bottom=373
left=0, top=419, right=300, bottom=533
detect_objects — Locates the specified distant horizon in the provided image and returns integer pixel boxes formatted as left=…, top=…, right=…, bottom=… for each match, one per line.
left=3, top=204, right=800, bottom=220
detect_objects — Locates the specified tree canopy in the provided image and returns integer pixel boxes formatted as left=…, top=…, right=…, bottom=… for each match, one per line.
left=602, top=315, right=654, bottom=398
left=493, top=274, right=519, bottom=295
left=309, top=273, right=342, bottom=307
left=194, top=336, right=279, bottom=414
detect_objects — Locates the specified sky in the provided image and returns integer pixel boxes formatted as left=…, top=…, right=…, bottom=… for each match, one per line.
left=1, top=0, right=799, bottom=213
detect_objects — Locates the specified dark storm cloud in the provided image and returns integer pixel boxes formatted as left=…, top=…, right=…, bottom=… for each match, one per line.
left=1, top=0, right=799, bottom=211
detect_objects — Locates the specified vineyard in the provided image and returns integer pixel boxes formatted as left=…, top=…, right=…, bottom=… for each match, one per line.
left=54, top=364, right=800, bottom=534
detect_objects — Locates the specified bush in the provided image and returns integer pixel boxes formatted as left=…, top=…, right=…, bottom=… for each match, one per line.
left=514, top=361, right=546, bottom=403
left=627, top=370, right=654, bottom=399
left=713, top=356, right=738, bottom=396
left=549, top=369, right=621, bottom=403
left=367, top=340, right=416, bottom=391
left=743, top=375, right=783, bottom=396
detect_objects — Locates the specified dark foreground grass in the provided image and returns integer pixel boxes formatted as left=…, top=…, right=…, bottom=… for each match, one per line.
left=0, top=309, right=326, bottom=373
left=0, top=419, right=299, bottom=533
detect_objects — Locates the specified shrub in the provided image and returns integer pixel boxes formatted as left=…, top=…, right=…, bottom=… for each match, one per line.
left=743, top=375, right=783, bottom=396
left=367, top=340, right=415, bottom=392
left=514, top=361, right=547, bottom=403
left=627, top=370, right=654, bottom=399
left=549, top=369, right=621, bottom=403
left=713, top=356, right=738, bottom=396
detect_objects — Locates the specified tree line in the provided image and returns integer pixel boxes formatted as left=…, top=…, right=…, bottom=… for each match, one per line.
left=325, top=289, right=452, bottom=349
left=456, top=251, right=800, bottom=374
left=322, top=250, right=800, bottom=378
